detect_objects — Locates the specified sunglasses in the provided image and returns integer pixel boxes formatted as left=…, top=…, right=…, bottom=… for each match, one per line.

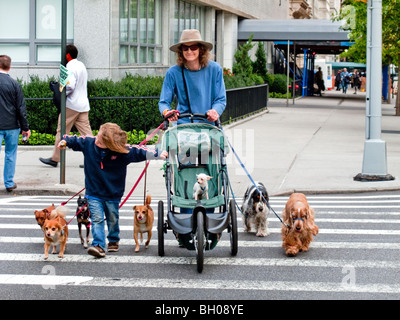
left=181, top=44, right=200, bottom=52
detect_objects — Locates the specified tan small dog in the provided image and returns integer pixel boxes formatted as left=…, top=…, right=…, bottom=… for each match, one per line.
left=43, top=206, right=69, bottom=259
left=34, top=204, right=56, bottom=230
left=281, top=193, right=319, bottom=257
left=133, top=195, right=154, bottom=252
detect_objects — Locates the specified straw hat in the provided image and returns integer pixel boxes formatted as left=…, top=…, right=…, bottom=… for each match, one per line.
left=169, top=29, right=213, bottom=52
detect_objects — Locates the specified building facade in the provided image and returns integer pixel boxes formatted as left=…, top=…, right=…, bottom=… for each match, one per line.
left=0, top=0, right=341, bottom=83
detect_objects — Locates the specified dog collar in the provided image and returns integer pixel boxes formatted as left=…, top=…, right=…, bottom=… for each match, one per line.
left=293, top=217, right=305, bottom=222
left=200, top=186, right=206, bottom=191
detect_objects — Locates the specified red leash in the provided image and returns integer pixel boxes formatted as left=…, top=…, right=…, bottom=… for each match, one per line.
left=60, top=187, right=86, bottom=206
left=65, top=203, right=89, bottom=226
left=60, top=114, right=172, bottom=211
left=119, top=160, right=150, bottom=208
left=118, top=115, right=171, bottom=207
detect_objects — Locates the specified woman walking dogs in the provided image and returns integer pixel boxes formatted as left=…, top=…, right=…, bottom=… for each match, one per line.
left=159, top=29, right=226, bottom=125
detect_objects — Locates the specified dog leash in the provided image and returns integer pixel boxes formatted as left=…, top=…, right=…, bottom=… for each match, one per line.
left=60, top=187, right=86, bottom=206
left=65, top=202, right=89, bottom=227
left=119, top=160, right=150, bottom=208
left=221, top=127, right=289, bottom=228
left=60, top=115, right=171, bottom=211
left=118, top=110, right=179, bottom=207
left=118, top=116, right=170, bottom=208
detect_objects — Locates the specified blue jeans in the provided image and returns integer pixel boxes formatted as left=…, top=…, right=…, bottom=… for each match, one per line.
left=0, top=129, right=20, bottom=188
left=87, top=198, right=120, bottom=251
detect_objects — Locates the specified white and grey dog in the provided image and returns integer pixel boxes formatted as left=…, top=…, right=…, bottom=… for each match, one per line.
left=241, top=182, right=270, bottom=237
left=193, top=173, right=212, bottom=200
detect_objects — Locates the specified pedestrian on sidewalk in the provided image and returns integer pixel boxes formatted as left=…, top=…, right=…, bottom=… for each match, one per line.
left=40, top=44, right=92, bottom=168
left=159, top=29, right=226, bottom=124
left=315, top=67, right=324, bottom=96
left=341, top=68, right=350, bottom=94
left=352, top=69, right=361, bottom=94
left=0, top=55, right=31, bottom=192
left=336, top=70, right=342, bottom=91
left=58, top=122, right=167, bottom=257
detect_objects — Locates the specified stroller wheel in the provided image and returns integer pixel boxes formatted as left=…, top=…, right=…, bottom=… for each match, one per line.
left=229, top=200, right=238, bottom=256
left=195, top=212, right=205, bottom=273
left=157, top=200, right=165, bottom=257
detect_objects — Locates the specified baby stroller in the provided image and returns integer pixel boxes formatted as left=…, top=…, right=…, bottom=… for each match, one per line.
left=158, top=113, right=238, bottom=273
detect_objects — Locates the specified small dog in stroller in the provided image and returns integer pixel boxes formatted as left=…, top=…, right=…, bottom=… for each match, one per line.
left=193, top=173, right=212, bottom=200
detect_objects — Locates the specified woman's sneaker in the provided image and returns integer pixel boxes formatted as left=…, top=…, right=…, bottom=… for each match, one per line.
left=107, top=242, right=119, bottom=252
left=88, top=245, right=106, bottom=258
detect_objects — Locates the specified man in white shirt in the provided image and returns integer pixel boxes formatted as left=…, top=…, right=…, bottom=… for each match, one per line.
left=40, top=44, right=93, bottom=167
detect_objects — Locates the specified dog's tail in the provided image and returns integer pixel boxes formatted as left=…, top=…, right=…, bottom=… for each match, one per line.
left=50, top=206, right=69, bottom=220
left=145, top=194, right=151, bottom=206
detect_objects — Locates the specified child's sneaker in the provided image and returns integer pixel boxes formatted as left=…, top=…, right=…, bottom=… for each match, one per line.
left=107, top=242, right=119, bottom=252
left=88, top=245, right=106, bottom=258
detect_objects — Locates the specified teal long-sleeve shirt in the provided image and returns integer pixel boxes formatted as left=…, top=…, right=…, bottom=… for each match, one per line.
left=158, top=60, right=226, bottom=124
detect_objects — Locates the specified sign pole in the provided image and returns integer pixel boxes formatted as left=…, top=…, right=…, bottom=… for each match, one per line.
left=355, top=0, right=394, bottom=181
left=60, top=0, right=67, bottom=184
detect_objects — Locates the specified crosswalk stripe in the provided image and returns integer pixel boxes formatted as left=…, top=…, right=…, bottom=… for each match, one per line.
left=0, top=224, right=398, bottom=235
left=3, top=214, right=400, bottom=224
left=6, top=202, right=399, bottom=209
left=1, top=274, right=400, bottom=294
left=4, top=208, right=400, bottom=217
left=0, top=253, right=399, bottom=270
left=1, top=194, right=399, bottom=297
left=1, top=236, right=399, bottom=250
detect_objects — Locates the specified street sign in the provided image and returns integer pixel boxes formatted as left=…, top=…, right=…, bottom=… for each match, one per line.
left=59, top=64, right=72, bottom=92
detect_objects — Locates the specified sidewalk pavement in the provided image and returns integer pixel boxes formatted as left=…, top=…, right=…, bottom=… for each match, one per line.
left=2, top=89, right=399, bottom=199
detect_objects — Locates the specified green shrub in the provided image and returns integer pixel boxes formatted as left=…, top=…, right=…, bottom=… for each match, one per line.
left=18, top=131, right=55, bottom=146
left=252, top=42, right=268, bottom=82
left=224, top=36, right=266, bottom=89
left=270, top=91, right=292, bottom=99
left=265, top=73, right=275, bottom=87
left=232, top=35, right=254, bottom=76
left=270, top=73, right=291, bottom=94
left=22, top=75, right=59, bottom=135
left=20, top=67, right=274, bottom=145
left=21, top=74, right=164, bottom=141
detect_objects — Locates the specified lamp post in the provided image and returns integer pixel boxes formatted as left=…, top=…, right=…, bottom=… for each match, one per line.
left=60, top=0, right=67, bottom=184
left=354, top=0, right=394, bottom=181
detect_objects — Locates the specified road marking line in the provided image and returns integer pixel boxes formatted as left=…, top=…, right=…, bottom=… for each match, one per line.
left=0, top=224, right=399, bottom=235
left=3, top=214, right=400, bottom=224
left=1, top=236, right=399, bottom=249
left=0, top=253, right=399, bottom=269
left=0, top=274, right=400, bottom=294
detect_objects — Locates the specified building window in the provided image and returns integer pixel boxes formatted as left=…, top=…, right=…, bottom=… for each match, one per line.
left=119, top=0, right=162, bottom=65
left=174, top=0, right=205, bottom=45
left=0, top=0, right=74, bottom=65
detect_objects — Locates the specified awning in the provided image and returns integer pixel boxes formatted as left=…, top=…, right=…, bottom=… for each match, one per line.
left=326, top=62, right=366, bottom=69
left=238, top=19, right=350, bottom=42
left=238, top=19, right=352, bottom=55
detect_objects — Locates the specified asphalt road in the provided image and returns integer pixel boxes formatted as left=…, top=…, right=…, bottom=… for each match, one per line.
left=0, top=191, right=399, bottom=306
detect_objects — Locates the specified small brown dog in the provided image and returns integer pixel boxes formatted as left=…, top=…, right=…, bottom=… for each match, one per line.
left=281, top=193, right=319, bottom=257
left=43, top=206, right=69, bottom=259
left=34, top=204, right=56, bottom=230
left=133, top=194, right=154, bottom=252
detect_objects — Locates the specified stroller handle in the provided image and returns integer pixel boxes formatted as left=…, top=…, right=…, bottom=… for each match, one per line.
left=163, top=112, right=221, bottom=128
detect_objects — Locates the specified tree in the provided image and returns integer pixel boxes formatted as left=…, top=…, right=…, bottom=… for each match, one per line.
left=252, top=42, right=268, bottom=82
left=334, top=0, right=400, bottom=115
left=232, top=35, right=254, bottom=76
